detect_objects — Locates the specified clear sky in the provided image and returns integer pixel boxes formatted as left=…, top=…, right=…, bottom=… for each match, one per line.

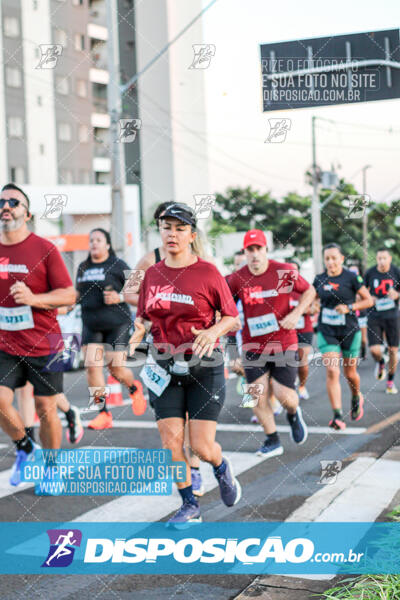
left=201, top=0, right=400, bottom=203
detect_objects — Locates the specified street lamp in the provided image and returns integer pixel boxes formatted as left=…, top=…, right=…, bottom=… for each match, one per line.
left=362, top=165, right=371, bottom=273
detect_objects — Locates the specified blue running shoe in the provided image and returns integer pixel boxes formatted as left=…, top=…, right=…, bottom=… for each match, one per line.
left=214, top=456, right=242, bottom=507
left=191, top=468, right=204, bottom=497
left=9, top=441, right=40, bottom=486
left=256, top=438, right=284, bottom=458
left=286, top=406, right=308, bottom=445
left=168, top=501, right=202, bottom=525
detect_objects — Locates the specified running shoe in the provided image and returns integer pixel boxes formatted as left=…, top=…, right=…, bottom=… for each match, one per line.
left=167, top=501, right=202, bottom=524
left=329, top=416, right=346, bottom=431
left=65, top=405, right=84, bottom=444
left=256, top=438, right=284, bottom=458
left=191, top=468, right=205, bottom=497
left=298, top=386, right=310, bottom=401
left=130, top=379, right=147, bottom=416
left=375, top=363, right=387, bottom=381
left=386, top=381, right=398, bottom=394
left=351, top=394, right=364, bottom=421
left=214, top=456, right=242, bottom=507
left=286, top=406, right=308, bottom=444
left=10, top=441, right=41, bottom=487
left=250, top=414, right=259, bottom=424
left=87, top=410, right=113, bottom=430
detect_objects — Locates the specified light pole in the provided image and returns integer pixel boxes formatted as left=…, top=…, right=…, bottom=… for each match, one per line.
left=362, top=165, right=371, bottom=273
left=311, top=115, right=323, bottom=273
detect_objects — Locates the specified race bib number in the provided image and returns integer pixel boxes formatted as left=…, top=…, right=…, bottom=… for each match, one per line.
left=295, top=316, right=305, bottom=329
left=375, top=297, right=395, bottom=312
left=0, top=306, right=34, bottom=331
left=321, top=307, right=345, bottom=326
left=140, top=363, right=171, bottom=397
left=247, top=313, right=279, bottom=337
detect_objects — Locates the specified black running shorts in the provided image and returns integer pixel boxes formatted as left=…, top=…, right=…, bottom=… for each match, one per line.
left=367, top=316, right=400, bottom=347
left=243, top=350, right=298, bottom=389
left=148, top=354, right=225, bottom=421
left=81, top=322, right=132, bottom=349
left=0, top=350, right=63, bottom=396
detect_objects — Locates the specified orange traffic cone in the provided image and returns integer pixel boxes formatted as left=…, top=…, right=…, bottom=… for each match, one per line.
left=107, top=375, right=123, bottom=406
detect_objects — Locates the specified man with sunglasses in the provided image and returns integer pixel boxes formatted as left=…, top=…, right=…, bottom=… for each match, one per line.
left=0, top=183, right=76, bottom=486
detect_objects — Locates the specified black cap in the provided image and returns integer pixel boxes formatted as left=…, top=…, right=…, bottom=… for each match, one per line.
left=159, top=203, right=196, bottom=228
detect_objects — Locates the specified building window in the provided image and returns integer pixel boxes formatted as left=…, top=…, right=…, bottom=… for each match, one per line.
left=37, top=96, right=42, bottom=106
left=39, top=144, right=45, bottom=155
left=10, top=167, right=25, bottom=184
left=58, top=122, right=72, bottom=142
left=55, top=76, right=69, bottom=95
left=5, top=67, right=22, bottom=88
left=74, top=34, right=85, bottom=51
left=8, top=116, right=24, bottom=138
left=33, top=1, right=38, bottom=10
left=4, top=17, right=20, bottom=38
left=76, top=79, right=87, bottom=97
left=59, top=169, right=74, bottom=184
left=54, top=28, right=68, bottom=47
left=78, top=124, right=89, bottom=143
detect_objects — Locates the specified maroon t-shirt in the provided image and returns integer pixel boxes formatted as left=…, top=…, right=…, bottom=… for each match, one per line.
left=0, top=233, right=73, bottom=356
left=226, top=260, right=310, bottom=353
left=137, top=258, right=238, bottom=354
left=290, top=291, right=313, bottom=333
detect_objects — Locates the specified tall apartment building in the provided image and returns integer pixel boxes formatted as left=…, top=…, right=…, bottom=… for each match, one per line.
left=0, top=0, right=210, bottom=227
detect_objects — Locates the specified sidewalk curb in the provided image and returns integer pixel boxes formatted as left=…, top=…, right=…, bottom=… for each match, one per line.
left=233, top=445, right=400, bottom=600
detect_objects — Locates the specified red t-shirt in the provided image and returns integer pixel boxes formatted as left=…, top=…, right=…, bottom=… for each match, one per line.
left=226, top=260, right=310, bottom=353
left=290, top=291, right=313, bottom=333
left=137, top=258, right=238, bottom=354
left=0, top=233, right=73, bottom=356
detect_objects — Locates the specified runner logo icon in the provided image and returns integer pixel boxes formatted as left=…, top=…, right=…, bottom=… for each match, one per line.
left=42, top=529, right=82, bottom=567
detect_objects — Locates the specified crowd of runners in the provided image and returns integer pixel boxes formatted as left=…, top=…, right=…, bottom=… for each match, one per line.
left=1, top=183, right=399, bottom=522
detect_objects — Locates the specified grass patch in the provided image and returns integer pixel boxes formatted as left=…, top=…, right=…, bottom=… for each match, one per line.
left=317, top=506, right=400, bottom=598
left=318, top=575, right=400, bottom=599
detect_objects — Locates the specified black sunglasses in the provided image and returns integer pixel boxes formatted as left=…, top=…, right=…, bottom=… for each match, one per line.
left=0, top=198, right=28, bottom=210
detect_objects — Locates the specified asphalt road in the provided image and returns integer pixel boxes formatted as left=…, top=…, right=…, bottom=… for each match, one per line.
left=0, top=346, right=399, bottom=599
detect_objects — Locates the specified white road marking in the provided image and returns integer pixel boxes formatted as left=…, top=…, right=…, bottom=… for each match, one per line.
left=78, top=419, right=367, bottom=435
left=74, top=451, right=265, bottom=523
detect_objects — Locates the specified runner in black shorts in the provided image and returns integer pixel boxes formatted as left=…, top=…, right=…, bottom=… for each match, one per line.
left=313, top=244, right=373, bottom=430
left=289, top=261, right=319, bottom=401
left=130, top=203, right=242, bottom=524
left=76, top=228, right=145, bottom=430
left=364, top=249, right=400, bottom=393
left=0, top=183, right=76, bottom=485
left=226, top=230, right=315, bottom=459
left=348, top=266, right=368, bottom=360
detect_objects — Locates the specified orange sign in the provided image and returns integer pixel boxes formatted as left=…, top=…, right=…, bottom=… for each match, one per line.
left=47, top=233, right=133, bottom=251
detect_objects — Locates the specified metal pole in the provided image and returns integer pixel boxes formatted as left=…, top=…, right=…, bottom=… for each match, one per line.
left=106, top=0, right=126, bottom=258
left=311, top=116, right=323, bottom=273
left=362, top=165, right=371, bottom=273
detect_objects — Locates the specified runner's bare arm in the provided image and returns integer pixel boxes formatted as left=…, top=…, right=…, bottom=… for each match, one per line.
left=126, top=252, right=155, bottom=307
left=191, top=315, right=240, bottom=358
left=335, top=285, right=373, bottom=313
left=128, top=317, right=151, bottom=354
left=280, top=285, right=317, bottom=329
left=10, top=282, right=76, bottom=310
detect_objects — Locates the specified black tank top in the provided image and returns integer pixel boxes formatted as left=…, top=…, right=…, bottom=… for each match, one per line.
left=154, top=247, right=162, bottom=263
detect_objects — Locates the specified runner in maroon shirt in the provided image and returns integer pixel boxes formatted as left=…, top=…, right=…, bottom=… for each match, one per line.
left=0, top=183, right=76, bottom=486
left=289, top=261, right=318, bottom=402
left=130, top=203, right=242, bottom=524
left=226, top=229, right=316, bottom=459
